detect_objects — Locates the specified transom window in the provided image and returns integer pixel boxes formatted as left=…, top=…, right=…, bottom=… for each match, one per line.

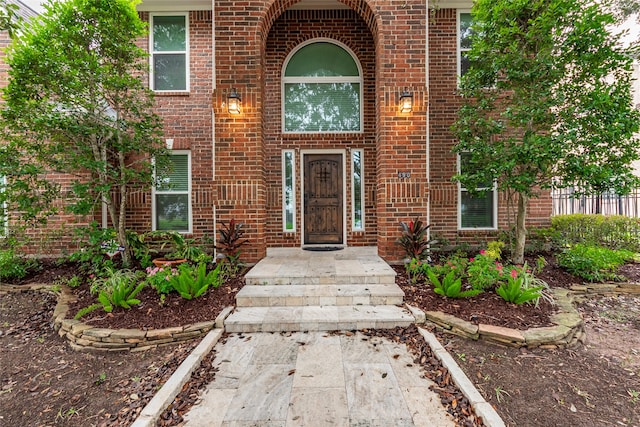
left=282, top=40, right=362, bottom=133
left=150, top=14, right=189, bottom=92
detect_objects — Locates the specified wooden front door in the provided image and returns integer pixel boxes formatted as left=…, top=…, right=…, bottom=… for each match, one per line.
left=304, top=154, right=343, bottom=244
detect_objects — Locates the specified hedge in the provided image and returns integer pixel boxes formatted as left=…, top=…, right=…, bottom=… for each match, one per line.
left=551, top=214, right=640, bottom=252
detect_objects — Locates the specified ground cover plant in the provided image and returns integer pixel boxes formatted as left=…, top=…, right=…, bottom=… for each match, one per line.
left=557, top=243, right=636, bottom=282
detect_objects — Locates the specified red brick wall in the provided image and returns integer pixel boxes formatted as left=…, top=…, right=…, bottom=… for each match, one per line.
left=129, top=11, right=217, bottom=240
left=1, top=2, right=553, bottom=262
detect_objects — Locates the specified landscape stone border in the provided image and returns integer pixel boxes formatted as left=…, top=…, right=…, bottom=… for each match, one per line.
left=569, top=282, right=640, bottom=296
left=0, top=283, right=232, bottom=352
left=410, top=282, right=640, bottom=348
left=5, top=281, right=638, bottom=352
left=409, top=288, right=586, bottom=349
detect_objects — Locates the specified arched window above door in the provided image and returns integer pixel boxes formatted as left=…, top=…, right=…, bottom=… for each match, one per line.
left=282, top=40, right=363, bottom=133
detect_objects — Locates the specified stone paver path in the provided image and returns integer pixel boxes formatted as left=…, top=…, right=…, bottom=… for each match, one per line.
left=183, top=331, right=455, bottom=427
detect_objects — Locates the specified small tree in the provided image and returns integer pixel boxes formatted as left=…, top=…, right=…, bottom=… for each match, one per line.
left=1, top=0, right=167, bottom=265
left=452, top=0, right=640, bottom=264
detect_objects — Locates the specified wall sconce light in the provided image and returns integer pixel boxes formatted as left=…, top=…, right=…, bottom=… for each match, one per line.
left=399, top=90, right=413, bottom=113
left=227, top=88, right=241, bottom=114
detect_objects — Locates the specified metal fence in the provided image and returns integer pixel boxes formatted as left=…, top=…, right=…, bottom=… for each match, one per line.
left=552, top=188, right=640, bottom=217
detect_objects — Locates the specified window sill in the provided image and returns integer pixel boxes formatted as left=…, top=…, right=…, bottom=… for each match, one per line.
left=153, top=91, right=190, bottom=97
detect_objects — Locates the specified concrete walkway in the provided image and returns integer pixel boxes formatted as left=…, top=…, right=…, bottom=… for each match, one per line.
left=182, top=331, right=455, bottom=427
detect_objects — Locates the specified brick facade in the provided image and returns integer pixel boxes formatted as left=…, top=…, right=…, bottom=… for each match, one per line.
left=1, top=0, right=553, bottom=262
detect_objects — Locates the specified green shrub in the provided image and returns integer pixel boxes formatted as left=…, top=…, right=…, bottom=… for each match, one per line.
left=557, top=243, right=635, bottom=282
left=144, top=265, right=178, bottom=294
left=169, top=262, right=222, bottom=300
left=427, top=270, right=482, bottom=298
left=551, top=214, right=640, bottom=252
left=0, top=248, right=38, bottom=281
left=467, top=251, right=504, bottom=291
left=76, top=268, right=146, bottom=318
left=397, top=218, right=435, bottom=261
left=69, top=223, right=118, bottom=275
left=496, top=274, right=544, bottom=305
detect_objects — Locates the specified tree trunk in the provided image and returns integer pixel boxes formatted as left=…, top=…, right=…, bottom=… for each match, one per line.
left=117, top=148, right=131, bottom=267
left=513, top=192, right=528, bottom=265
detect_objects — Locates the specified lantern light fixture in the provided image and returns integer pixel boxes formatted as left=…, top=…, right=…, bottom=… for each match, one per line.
left=399, top=90, right=413, bottom=113
left=228, top=88, right=241, bottom=114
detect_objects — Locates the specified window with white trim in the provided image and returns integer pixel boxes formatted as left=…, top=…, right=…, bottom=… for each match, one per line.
left=282, top=150, right=295, bottom=232
left=352, top=149, right=364, bottom=230
left=150, top=14, right=189, bottom=92
left=458, top=11, right=473, bottom=78
left=282, top=40, right=362, bottom=133
left=154, top=152, right=191, bottom=232
left=458, top=153, right=497, bottom=229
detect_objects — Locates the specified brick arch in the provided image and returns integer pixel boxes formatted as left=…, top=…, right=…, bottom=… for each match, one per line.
left=258, top=0, right=380, bottom=48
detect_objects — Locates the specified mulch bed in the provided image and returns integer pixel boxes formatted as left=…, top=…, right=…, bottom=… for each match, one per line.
left=395, top=265, right=556, bottom=329
left=68, top=278, right=243, bottom=330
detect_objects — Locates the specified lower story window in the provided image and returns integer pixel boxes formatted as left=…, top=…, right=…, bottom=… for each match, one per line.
left=154, top=152, right=191, bottom=232
left=458, top=153, right=496, bottom=229
left=352, top=149, right=364, bottom=230
left=282, top=150, right=295, bottom=232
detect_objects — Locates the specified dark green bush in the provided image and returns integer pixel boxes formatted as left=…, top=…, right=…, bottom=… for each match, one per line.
left=551, top=214, right=640, bottom=252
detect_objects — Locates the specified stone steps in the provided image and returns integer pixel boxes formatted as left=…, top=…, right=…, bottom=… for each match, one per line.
left=235, top=284, right=404, bottom=307
left=224, top=305, right=415, bottom=333
left=224, top=247, right=414, bottom=333
left=244, top=270, right=396, bottom=286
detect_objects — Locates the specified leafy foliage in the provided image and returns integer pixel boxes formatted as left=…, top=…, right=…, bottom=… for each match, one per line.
left=427, top=269, right=483, bottom=299
left=496, top=273, right=544, bottom=305
left=169, top=262, right=222, bottom=300
left=0, top=0, right=167, bottom=265
left=69, top=223, right=120, bottom=275
left=467, top=251, right=504, bottom=291
left=557, top=244, right=635, bottom=282
left=144, top=265, right=178, bottom=294
left=0, top=0, right=20, bottom=36
left=0, top=248, right=39, bottom=281
left=216, top=219, right=248, bottom=278
left=397, top=218, right=434, bottom=260
left=158, top=231, right=211, bottom=263
left=87, top=268, right=146, bottom=313
left=452, top=0, right=640, bottom=264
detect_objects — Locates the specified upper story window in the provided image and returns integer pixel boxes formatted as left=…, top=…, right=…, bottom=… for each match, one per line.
left=282, top=40, right=363, bottom=133
left=150, top=13, right=189, bottom=92
left=458, top=11, right=473, bottom=78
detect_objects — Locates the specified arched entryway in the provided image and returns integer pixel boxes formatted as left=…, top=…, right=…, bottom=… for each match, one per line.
left=260, top=1, right=379, bottom=249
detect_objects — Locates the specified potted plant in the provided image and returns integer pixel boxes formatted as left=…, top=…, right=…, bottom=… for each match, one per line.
left=150, top=231, right=211, bottom=267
